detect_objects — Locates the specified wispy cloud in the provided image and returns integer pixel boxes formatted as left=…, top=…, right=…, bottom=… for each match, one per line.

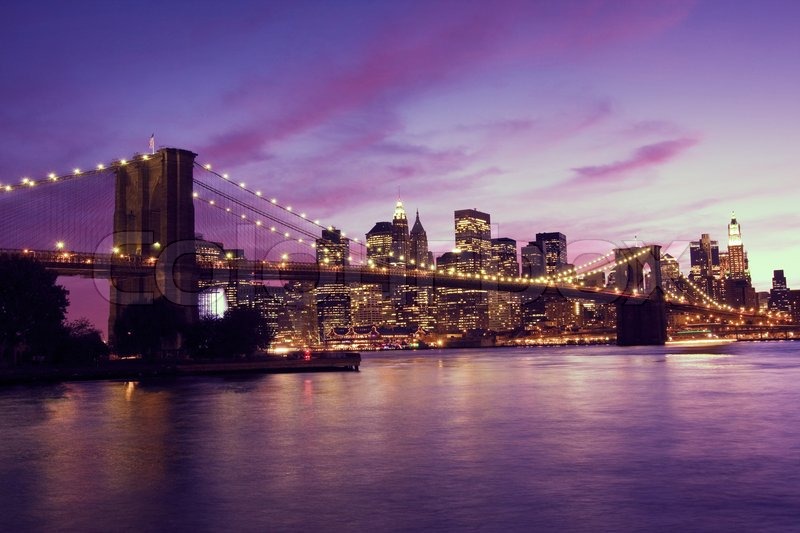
left=569, top=137, right=699, bottom=185
left=199, top=2, right=693, bottom=166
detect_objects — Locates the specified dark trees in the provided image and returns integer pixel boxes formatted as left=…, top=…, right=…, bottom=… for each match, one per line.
left=0, top=255, right=69, bottom=364
left=111, top=297, right=181, bottom=359
left=185, top=307, right=274, bottom=359
left=56, top=319, right=109, bottom=365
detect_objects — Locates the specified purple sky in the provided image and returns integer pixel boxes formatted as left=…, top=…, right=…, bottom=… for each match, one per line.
left=3, top=0, right=800, bottom=325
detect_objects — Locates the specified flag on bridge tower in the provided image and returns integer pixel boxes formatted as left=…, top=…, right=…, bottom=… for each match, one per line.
left=149, top=134, right=155, bottom=154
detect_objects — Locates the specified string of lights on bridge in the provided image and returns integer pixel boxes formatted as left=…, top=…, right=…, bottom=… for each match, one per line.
left=0, top=152, right=203, bottom=199
left=194, top=162, right=367, bottom=252
left=0, top=154, right=679, bottom=296
left=3, top=152, right=784, bottom=323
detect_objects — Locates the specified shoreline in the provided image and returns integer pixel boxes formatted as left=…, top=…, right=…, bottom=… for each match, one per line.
left=0, top=353, right=361, bottom=386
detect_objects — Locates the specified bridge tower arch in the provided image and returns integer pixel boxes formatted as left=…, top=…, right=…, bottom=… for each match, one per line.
left=108, top=148, right=199, bottom=353
left=613, top=245, right=667, bottom=346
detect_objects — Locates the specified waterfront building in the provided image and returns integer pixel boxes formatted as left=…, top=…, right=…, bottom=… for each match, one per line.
left=788, top=290, right=800, bottom=323
left=393, top=285, right=437, bottom=330
left=436, top=250, right=488, bottom=332
left=283, top=281, right=320, bottom=347
left=521, top=296, right=546, bottom=329
left=488, top=291, right=521, bottom=331
left=314, top=227, right=351, bottom=340
left=315, top=284, right=351, bottom=340
left=350, top=283, right=393, bottom=327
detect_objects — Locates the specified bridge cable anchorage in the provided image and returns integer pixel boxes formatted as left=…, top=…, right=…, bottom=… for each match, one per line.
left=193, top=162, right=366, bottom=251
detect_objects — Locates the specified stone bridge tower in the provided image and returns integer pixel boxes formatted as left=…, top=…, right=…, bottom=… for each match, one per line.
left=613, top=245, right=667, bottom=346
left=108, top=148, right=198, bottom=352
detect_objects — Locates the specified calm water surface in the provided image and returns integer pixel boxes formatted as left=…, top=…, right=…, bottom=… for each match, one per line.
left=2, top=343, right=800, bottom=532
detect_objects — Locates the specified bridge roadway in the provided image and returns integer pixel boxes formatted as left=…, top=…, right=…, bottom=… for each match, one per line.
left=1, top=248, right=763, bottom=318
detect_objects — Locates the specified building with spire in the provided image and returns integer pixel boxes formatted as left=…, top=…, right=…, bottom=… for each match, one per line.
left=724, top=212, right=756, bottom=308
left=727, top=212, right=748, bottom=281
left=409, top=210, right=434, bottom=268
left=391, top=200, right=410, bottom=266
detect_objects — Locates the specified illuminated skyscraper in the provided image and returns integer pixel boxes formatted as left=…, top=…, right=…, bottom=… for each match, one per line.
left=689, top=233, right=719, bottom=278
left=436, top=252, right=488, bottom=332
left=314, top=227, right=351, bottom=339
left=409, top=210, right=434, bottom=268
left=391, top=200, right=410, bottom=266
left=366, top=221, right=393, bottom=267
left=660, top=253, right=681, bottom=292
left=520, top=241, right=546, bottom=278
left=316, top=228, right=350, bottom=266
left=727, top=212, right=748, bottom=280
left=769, top=269, right=791, bottom=312
left=535, top=232, right=567, bottom=274
left=454, top=208, right=492, bottom=272
left=491, top=237, right=519, bottom=277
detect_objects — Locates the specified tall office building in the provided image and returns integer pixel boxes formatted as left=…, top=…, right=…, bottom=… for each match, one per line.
left=366, top=221, right=393, bottom=267
left=520, top=241, right=546, bottom=278
left=316, top=228, right=350, bottom=266
left=436, top=251, right=488, bottom=332
left=536, top=232, right=567, bottom=275
left=391, top=200, right=410, bottom=266
left=727, top=212, right=748, bottom=280
left=688, top=233, right=724, bottom=300
left=314, top=227, right=351, bottom=339
left=350, top=283, right=393, bottom=326
left=409, top=210, right=434, bottom=268
left=283, top=281, right=320, bottom=347
left=454, top=209, right=492, bottom=272
left=689, top=234, right=720, bottom=278
left=491, top=238, right=519, bottom=277
left=660, top=253, right=681, bottom=293
left=769, top=269, right=791, bottom=312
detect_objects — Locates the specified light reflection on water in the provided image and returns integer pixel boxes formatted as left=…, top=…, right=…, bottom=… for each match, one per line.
left=2, top=342, right=800, bottom=531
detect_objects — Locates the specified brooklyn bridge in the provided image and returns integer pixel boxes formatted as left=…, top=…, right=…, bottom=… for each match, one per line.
left=0, top=148, right=775, bottom=349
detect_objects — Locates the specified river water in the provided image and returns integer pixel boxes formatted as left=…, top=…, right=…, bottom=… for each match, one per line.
left=2, top=342, right=800, bottom=532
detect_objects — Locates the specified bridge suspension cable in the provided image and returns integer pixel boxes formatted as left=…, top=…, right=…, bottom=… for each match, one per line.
left=193, top=162, right=366, bottom=251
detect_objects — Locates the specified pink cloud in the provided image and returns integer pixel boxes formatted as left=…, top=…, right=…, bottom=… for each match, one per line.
left=199, top=2, right=694, bottom=166
left=569, top=137, right=699, bottom=184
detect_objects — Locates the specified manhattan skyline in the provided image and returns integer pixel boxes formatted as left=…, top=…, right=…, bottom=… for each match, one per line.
left=2, top=0, right=799, bottom=293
